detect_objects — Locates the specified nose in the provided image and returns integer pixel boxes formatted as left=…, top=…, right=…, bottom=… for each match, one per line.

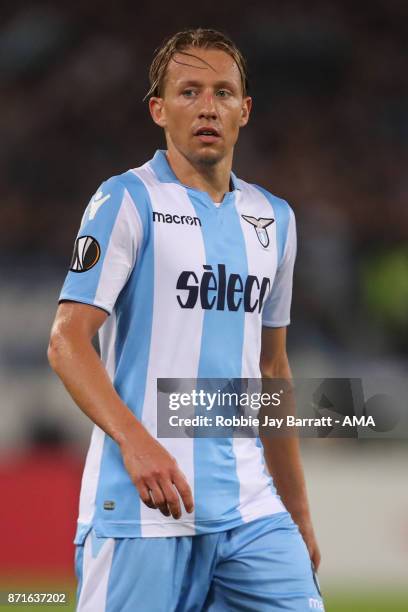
left=198, top=91, right=217, bottom=120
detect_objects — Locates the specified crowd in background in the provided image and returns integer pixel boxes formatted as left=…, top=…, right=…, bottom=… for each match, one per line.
left=1, top=0, right=407, bottom=361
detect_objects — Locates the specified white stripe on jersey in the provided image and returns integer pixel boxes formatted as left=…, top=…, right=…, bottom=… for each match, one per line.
left=94, top=188, right=143, bottom=314
left=131, top=164, right=206, bottom=535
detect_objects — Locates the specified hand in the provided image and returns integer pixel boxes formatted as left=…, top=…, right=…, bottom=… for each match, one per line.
left=297, top=520, right=321, bottom=572
left=120, top=428, right=194, bottom=520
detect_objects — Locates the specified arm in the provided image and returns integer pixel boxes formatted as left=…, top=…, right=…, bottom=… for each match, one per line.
left=259, top=326, right=321, bottom=571
left=47, top=301, right=193, bottom=520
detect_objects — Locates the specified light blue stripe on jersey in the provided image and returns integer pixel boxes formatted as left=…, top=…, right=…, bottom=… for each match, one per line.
left=59, top=177, right=125, bottom=310
left=113, top=170, right=154, bottom=420
left=187, top=191, right=246, bottom=525
left=252, top=185, right=291, bottom=266
left=94, top=173, right=154, bottom=535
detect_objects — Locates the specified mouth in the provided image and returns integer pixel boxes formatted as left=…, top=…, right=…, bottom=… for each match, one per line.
left=194, top=126, right=221, bottom=144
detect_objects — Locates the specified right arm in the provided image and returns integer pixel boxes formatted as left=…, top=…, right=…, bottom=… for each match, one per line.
left=47, top=300, right=194, bottom=519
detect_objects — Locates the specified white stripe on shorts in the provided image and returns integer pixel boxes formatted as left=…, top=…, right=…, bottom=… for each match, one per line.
left=77, top=531, right=115, bottom=612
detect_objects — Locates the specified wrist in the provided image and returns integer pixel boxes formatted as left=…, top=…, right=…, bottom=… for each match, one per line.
left=293, top=515, right=314, bottom=536
left=112, top=413, right=150, bottom=451
left=288, top=506, right=312, bottom=529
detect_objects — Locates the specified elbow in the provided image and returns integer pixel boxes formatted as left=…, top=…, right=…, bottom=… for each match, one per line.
left=47, top=331, right=66, bottom=372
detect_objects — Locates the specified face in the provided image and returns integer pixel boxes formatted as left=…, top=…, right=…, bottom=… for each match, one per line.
left=149, top=47, right=252, bottom=167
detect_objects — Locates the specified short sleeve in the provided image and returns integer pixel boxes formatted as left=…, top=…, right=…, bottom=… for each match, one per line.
left=58, top=176, right=142, bottom=315
left=262, top=205, right=297, bottom=327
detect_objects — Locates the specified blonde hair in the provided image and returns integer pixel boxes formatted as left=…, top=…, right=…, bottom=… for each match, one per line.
left=145, top=28, right=249, bottom=100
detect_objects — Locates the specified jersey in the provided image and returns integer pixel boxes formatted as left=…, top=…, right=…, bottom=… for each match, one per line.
left=59, top=149, right=297, bottom=542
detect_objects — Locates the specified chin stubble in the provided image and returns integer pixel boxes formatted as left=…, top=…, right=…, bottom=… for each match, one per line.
left=192, top=150, right=223, bottom=168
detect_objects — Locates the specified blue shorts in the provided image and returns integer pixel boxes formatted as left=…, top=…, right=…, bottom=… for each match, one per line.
left=75, top=511, right=324, bottom=611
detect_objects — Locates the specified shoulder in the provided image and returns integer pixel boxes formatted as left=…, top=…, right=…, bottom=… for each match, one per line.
left=252, top=182, right=294, bottom=216
left=95, top=173, right=126, bottom=201
left=237, top=178, right=295, bottom=221
left=97, top=168, right=153, bottom=225
left=97, top=169, right=139, bottom=197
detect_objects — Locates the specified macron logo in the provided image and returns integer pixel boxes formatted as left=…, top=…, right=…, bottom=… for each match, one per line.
left=153, top=211, right=201, bottom=226
left=89, top=191, right=111, bottom=220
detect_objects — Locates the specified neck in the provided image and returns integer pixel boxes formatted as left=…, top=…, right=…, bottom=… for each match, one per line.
left=165, top=143, right=233, bottom=202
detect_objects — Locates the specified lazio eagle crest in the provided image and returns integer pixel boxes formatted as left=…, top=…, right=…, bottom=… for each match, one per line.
left=241, top=215, right=275, bottom=248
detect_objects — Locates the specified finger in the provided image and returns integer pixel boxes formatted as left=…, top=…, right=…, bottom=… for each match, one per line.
left=155, top=494, right=171, bottom=517
left=159, top=504, right=171, bottom=517
left=159, top=478, right=182, bottom=519
left=146, top=481, right=170, bottom=517
left=138, top=483, right=156, bottom=509
left=172, top=471, right=194, bottom=513
left=155, top=501, right=171, bottom=517
left=313, top=551, right=321, bottom=572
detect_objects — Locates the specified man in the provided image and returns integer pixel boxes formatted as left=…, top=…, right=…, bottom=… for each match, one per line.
left=48, top=28, right=324, bottom=611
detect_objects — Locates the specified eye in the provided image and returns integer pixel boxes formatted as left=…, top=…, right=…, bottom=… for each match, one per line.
left=182, top=89, right=196, bottom=97
left=216, top=89, right=230, bottom=97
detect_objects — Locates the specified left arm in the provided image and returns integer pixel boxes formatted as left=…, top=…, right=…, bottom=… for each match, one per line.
left=259, top=326, right=321, bottom=571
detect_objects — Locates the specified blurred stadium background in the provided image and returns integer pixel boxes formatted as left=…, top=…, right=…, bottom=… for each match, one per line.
left=1, top=1, right=407, bottom=610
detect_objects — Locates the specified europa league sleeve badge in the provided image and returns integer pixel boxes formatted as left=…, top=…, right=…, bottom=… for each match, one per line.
left=69, top=235, right=101, bottom=272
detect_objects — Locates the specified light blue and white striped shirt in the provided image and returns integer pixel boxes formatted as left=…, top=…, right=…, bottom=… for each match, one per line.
left=59, top=150, right=297, bottom=541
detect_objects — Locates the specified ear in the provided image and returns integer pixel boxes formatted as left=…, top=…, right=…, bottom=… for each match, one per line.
left=149, top=97, right=166, bottom=128
left=239, top=96, right=252, bottom=127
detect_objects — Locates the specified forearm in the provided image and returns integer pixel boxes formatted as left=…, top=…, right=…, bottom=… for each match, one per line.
left=48, top=325, right=193, bottom=518
left=260, top=348, right=311, bottom=526
left=261, top=436, right=311, bottom=526
left=259, top=327, right=321, bottom=567
left=47, top=331, right=147, bottom=448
